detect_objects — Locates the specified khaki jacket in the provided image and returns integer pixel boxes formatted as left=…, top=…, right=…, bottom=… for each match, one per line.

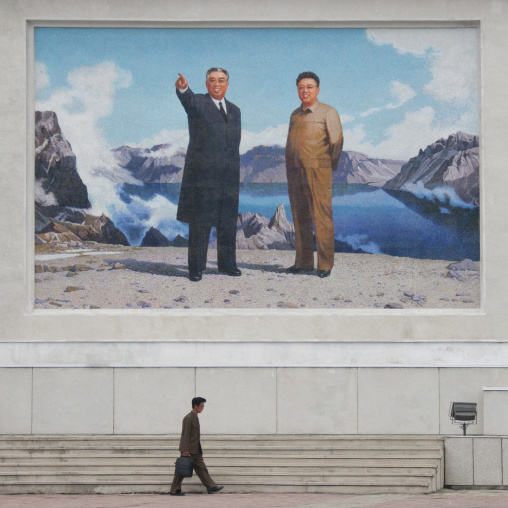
left=285, top=100, right=343, bottom=171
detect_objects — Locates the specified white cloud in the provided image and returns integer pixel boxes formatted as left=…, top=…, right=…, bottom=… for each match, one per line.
left=360, top=80, right=415, bottom=118
left=145, top=102, right=473, bottom=164
left=367, top=28, right=437, bottom=56
left=64, top=61, right=132, bottom=118
left=36, top=61, right=138, bottom=216
left=130, top=124, right=289, bottom=156
left=128, top=129, right=189, bottom=152
left=339, top=114, right=355, bottom=125
left=390, top=81, right=416, bottom=106
left=35, top=62, right=50, bottom=89
left=367, top=28, right=479, bottom=104
left=360, top=107, right=381, bottom=118
left=401, top=181, right=475, bottom=209
left=343, top=124, right=374, bottom=153
left=336, top=234, right=383, bottom=255
left=127, top=123, right=288, bottom=157
left=344, top=106, right=468, bottom=160
left=132, top=194, right=179, bottom=228
left=240, top=124, right=288, bottom=153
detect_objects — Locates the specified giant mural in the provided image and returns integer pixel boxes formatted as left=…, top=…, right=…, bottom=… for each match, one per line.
left=34, top=28, right=480, bottom=310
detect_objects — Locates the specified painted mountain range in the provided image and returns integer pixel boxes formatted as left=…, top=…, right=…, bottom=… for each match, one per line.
left=383, top=131, right=479, bottom=206
left=112, top=144, right=406, bottom=188
left=112, top=131, right=479, bottom=207
left=34, top=110, right=480, bottom=251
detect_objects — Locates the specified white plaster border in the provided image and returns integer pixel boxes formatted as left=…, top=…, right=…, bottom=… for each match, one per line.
left=1, top=340, right=508, bottom=368
left=1, top=0, right=507, bottom=346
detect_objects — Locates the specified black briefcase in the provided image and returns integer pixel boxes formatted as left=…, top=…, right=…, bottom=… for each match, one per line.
left=175, top=455, right=193, bottom=477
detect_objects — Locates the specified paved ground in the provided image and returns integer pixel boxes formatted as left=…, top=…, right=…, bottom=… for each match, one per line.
left=1, top=491, right=508, bottom=508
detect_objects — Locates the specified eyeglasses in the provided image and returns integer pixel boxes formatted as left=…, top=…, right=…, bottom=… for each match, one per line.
left=208, top=78, right=227, bottom=84
left=297, top=85, right=317, bottom=91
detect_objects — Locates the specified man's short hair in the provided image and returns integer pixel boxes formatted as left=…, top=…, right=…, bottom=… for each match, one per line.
left=192, top=396, right=207, bottom=408
left=206, top=67, right=229, bottom=81
left=296, top=71, right=320, bottom=87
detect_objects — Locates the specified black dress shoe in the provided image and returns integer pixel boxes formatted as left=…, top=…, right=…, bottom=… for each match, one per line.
left=169, top=491, right=185, bottom=496
left=317, top=269, right=331, bottom=278
left=188, top=271, right=202, bottom=282
left=208, top=486, right=224, bottom=494
left=287, top=265, right=312, bottom=274
left=218, top=267, right=242, bottom=276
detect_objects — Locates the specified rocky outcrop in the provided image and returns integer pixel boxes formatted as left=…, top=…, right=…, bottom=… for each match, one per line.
left=169, top=235, right=189, bottom=247
left=210, top=204, right=364, bottom=253
left=235, top=204, right=296, bottom=250
left=383, top=132, right=479, bottom=206
left=99, top=214, right=130, bottom=246
left=35, top=111, right=129, bottom=246
left=140, top=228, right=190, bottom=247
left=112, top=144, right=185, bottom=183
left=334, top=151, right=405, bottom=186
left=37, top=214, right=129, bottom=246
left=141, top=227, right=172, bottom=247
left=35, top=111, right=90, bottom=208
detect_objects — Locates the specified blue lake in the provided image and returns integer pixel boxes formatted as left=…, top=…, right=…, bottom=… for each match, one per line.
left=118, top=183, right=479, bottom=261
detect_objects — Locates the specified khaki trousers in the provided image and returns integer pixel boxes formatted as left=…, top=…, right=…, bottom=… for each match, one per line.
left=170, top=453, right=217, bottom=493
left=287, top=164, right=335, bottom=270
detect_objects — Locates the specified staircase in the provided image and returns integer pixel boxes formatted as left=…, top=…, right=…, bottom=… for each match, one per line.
left=0, top=435, right=444, bottom=494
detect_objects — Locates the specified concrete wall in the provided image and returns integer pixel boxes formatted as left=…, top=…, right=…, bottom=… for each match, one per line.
left=445, top=437, right=508, bottom=487
left=2, top=366, right=508, bottom=435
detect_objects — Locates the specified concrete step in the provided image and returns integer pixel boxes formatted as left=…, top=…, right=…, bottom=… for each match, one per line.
left=0, top=435, right=444, bottom=495
left=0, top=435, right=443, bottom=449
left=0, top=443, right=443, bottom=452
left=0, top=465, right=438, bottom=475
left=0, top=451, right=440, bottom=466
left=0, top=473, right=435, bottom=484
left=0, top=483, right=433, bottom=495
left=0, top=434, right=443, bottom=440
left=0, top=450, right=443, bottom=462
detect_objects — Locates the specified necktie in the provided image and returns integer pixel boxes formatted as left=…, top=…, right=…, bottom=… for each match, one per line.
left=219, top=101, right=227, bottom=122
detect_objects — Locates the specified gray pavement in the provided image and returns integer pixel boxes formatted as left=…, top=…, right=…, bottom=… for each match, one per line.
left=1, top=491, right=508, bottom=508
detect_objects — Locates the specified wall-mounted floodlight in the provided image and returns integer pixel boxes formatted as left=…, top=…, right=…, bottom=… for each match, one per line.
left=449, top=402, right=477, bottom=435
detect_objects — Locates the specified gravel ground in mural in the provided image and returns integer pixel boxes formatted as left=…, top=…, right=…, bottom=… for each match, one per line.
left=34, top=244, right=480, bottom=310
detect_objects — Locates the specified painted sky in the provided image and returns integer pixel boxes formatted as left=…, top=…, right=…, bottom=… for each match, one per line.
left=34, top=27, right=480, bottom=245
left=35, top=27, right=479, bottom=163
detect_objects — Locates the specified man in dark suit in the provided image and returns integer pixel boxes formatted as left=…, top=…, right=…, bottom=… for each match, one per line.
left=175, top=68, right=242, bottom=282
left=169, top=397, right=223, bottom=496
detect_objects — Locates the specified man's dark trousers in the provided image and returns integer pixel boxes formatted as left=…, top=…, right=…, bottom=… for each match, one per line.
left=170, top=453, right=217, bottom=493
left=188, top=223, right=237, bottom=273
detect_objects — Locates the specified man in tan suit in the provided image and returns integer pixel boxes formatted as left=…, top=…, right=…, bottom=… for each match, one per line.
left=170, top=397, right=224, bottom=496
left=285, top=71, right=344, bottom=278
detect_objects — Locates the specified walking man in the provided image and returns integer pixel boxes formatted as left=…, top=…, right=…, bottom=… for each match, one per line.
left=285, top=71, right=344, bottom=278
left=170, top=397, right=223, bottom=496
left=175, top=68, right=242, bottom=282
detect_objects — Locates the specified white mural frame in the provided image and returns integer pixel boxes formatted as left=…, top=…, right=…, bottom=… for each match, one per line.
left=0, top=0, right=507, bottom=367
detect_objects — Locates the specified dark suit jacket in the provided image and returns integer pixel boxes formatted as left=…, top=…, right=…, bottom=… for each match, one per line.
left=176, top=88, right=241, bottom=228
left=179, top=411, right=202, bottom=455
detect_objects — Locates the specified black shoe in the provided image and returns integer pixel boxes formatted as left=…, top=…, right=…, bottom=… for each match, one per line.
left=189, top=271, right=202, bottom=282
left=287, top=265, right=312, bottom=274
left=169, top=491, right=185, bottom=496
left=317, top=270, right=331, bottom=278
left=218, top=267, right=242, bottom=276
left=208, top=486, right=224, bottom=494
